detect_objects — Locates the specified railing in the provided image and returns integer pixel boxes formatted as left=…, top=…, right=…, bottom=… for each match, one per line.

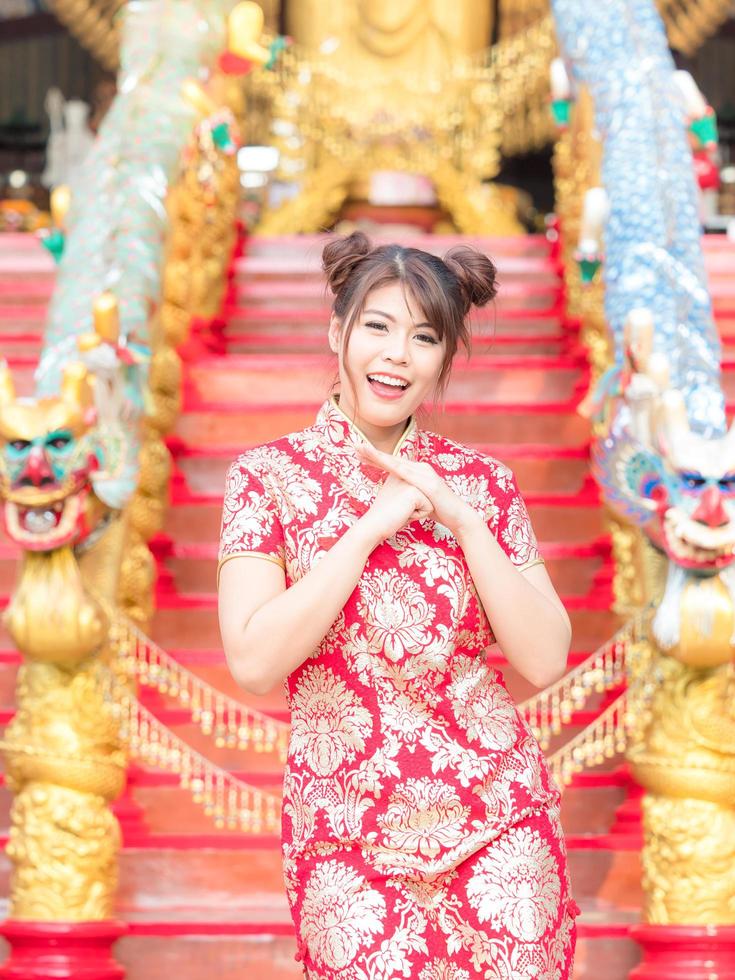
left=102, top=603, right=653, bottom=833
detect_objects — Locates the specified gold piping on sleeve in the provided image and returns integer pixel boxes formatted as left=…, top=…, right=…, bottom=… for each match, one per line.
left=517, top=556, right=546, bottom=572
left=217, top=551, right=286, bottom=588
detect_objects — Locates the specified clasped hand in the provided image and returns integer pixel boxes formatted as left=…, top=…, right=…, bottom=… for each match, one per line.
left=356, top=441, right=481, bottom=541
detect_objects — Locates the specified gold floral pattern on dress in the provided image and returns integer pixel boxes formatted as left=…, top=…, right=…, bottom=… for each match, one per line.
left=465, top=825, right=561, bottom=941
left=447, top=655, right=518, bottom=752
left=358, top=569, right=435, bottom=660
left=418, top=960, right=471, bottom=980
left=445, top=473, right=496, bottom=515
left=378, top=777, right=470, bottom=858
left=434, top=452, right=464, bottom=471
left=501, top=496, right=541, bottom=568
left=379, top=687, right=433, bottom=743
left=300, top=859, right=386, bottom=970
left=290, top=665, right=372, bottom=776
left=219, top=464, right=280, bottom=557
left=252, top=446, right=324, bottom=517
left=219, top=397, right=575, bottom=977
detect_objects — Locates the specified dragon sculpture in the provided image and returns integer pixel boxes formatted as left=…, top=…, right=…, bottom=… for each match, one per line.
left=552, top=0, right=735, bottom=926
left=0, top=0, right=236, bottom=923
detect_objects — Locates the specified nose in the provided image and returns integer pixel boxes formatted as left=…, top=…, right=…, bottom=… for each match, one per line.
left=382, top=331, right=409, bottom=364
left=692, top=485, right=729, bottom=527
left=19, top=446, right=55, bottom=489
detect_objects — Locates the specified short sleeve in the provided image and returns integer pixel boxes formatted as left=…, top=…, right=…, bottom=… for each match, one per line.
left=217, top=457, right=286, bottom=584
left=487, top=462, right=543, bottom=572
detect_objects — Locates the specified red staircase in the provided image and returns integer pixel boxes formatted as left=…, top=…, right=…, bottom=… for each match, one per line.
left=1, top=229, right=735, bottom=978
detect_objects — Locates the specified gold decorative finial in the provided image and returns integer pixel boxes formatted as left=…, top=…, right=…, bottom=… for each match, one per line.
left=227, top=2, right=270, bottom=64
left=93, top=291, right=120, bottom=346
left=181, top=79, right=218, bottom=117
left=50, top=185, right=71, bottom=229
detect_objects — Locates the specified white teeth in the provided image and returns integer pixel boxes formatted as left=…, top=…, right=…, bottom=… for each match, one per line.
left=22, top=508, right=58, bottom=533
left=368, top=374, right=408, bottom=388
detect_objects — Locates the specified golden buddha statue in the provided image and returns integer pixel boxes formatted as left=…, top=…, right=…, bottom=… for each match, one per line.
left=287, top=0, right=493, bottom=79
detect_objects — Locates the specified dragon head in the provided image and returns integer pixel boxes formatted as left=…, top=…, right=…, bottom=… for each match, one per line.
left=594, top=310, right=735, bottom=576
left=0, top=362, right=106, bottom=551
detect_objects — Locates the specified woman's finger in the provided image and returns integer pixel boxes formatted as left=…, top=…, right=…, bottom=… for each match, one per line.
left=357, top=443, right=431, bottom=489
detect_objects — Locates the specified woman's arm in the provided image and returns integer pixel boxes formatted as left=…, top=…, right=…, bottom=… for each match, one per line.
left=218, top=469, right=433, bottom=696
left=218, top=520, right=378, bottom=696
left=454, top=510, right=571, bottom=688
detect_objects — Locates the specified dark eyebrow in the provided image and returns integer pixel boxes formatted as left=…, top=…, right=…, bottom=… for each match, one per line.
left=363, top=308, right=433, bottom=330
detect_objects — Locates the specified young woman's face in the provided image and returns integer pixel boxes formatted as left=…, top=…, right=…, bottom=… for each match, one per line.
left=329, top=281, right=447, bottom=434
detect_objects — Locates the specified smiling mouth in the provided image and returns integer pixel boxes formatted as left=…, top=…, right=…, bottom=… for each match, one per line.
left=4, top=495, right=82, bottom=549
left=367, top=374, right=410, bottom=395
left=661, top=508, right=735, bottom=568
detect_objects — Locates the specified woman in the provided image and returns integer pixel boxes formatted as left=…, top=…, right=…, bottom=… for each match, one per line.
left=218, top=233, right=579, bottom=979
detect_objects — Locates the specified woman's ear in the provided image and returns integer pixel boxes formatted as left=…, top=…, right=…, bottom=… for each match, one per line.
left=328, top=315, right=341, bottom=354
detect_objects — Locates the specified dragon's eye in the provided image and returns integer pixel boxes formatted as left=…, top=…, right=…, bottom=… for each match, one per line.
left=47, top=433, right=72, bottom=451
left=680, top=471, right=706, bottom=490
left=640, top=475, right=662, bottom=497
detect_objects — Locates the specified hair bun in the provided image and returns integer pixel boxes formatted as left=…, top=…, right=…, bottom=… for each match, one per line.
left=322, top=232, right=372, bottom=295
left=443, top=245, right=498, bottom=312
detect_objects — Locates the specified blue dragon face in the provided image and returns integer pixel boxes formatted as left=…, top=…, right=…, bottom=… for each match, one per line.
left=0, top=365, right=106, bottom=551
left=594, top=437, right=735, bottom=572
left=5, top=429, right=83, bottom=488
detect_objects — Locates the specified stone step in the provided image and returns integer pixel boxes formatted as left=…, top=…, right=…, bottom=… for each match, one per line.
left=143, top=601, right=622, bottom=654
left=161, top=546, right=608, bottom=599
left=0, top=664, right=620, bottom=759
left=0, top=336, right=569, bottom=366
left=232, top=276, right=562, bottom=312
left=0, top=836, right=640, bottom=920
left=160, top=500, right=606, bottom=545
left=116, top=932, right=300, bottom=980
left=235, top=253, right=561, bottom=286
left=224, top=308, right=568, bottom=334
left=225, top=333, right=567, bottom=356
left=172, top=443, right=595, bottom=498
left=173, top=405, right=592, bottom=450
left=112, top=926, right=643, bottom=980
left=183, top=353, right=586, bottom=410
left=0, top=764, right=636, bottom=839
left=241, top=232, right=553, bottom=259
left=0, top=589, right=619, bottom=673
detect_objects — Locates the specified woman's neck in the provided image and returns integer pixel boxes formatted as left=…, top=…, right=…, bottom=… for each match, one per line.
left=334, top=393, right=410, bottom=455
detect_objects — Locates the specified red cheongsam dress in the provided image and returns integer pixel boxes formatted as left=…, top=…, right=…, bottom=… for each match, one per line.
left=218, top=395, right=579, bottom=980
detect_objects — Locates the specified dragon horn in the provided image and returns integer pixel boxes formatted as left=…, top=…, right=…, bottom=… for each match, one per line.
left=61, top=363, right=95, bottom=430
left=646, top=352, right=670, bottom=390
left=653, top=388, right=690, bottom=459
left=659, top=389, right=690, bottom=433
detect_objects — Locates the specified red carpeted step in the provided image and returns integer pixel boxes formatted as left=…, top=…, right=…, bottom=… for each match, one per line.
left=170, top=439, right=597, bottom=498
left=174, top=404, right=593, bottom=448
left=184, top=352, right=588, bottom=408
left=112, top=927, right=643, bottom=980
left=17, top=230, right=735, bottom=978
left=141, top=599, right=623, bottom=653
left=236, top=251, right=561, bottom=285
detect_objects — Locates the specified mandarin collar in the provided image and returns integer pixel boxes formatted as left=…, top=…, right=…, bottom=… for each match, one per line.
left=315, top=395, right=420, bottom=460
